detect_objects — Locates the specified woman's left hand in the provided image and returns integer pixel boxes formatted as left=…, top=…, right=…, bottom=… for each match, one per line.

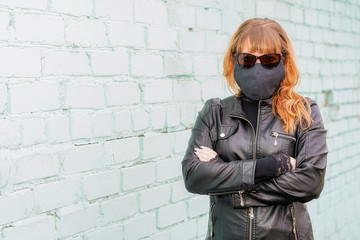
left=194, top=146, right=218, bottom=162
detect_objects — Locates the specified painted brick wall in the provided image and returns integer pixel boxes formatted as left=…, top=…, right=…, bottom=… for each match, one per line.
left=0, top=0, right=359, bottom=239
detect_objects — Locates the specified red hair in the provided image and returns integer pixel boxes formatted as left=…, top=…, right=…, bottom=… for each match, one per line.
left=222, top=18, right=312, bottom=134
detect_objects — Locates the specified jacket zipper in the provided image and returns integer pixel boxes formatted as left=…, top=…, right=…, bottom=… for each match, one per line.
left=249, top=207, right=255, bottom=240
left=290, top=205, right=298, bottom=240
left=271, top=131, right=296, bottom=146
left=210, top=202, right=215, bottom=240
left=247, top=101, right=261, bottom=240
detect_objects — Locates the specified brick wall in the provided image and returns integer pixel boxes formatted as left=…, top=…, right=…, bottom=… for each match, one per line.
left=0, top=0, right=359, bottom=239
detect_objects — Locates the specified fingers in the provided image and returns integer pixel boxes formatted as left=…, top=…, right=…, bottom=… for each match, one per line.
left=290, top=157, right=297, bottom=170
left=194, top=146, right=217, bottom=162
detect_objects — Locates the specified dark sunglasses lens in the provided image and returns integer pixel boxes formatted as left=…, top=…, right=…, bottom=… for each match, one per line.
left=238, top=53, right=256, bottom=68
left=260, top=54, right=281, bottom=68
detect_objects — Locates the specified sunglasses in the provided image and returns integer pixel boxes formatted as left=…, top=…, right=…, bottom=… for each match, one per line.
left=233, top=52, right=283, bottom=69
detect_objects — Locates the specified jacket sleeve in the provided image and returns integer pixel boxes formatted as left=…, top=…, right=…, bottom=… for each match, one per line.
left=181, top=98, right=257, bottom=195
left=243, top=98, right=328, bottom=206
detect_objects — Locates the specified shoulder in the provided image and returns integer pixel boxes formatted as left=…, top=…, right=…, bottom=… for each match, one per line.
left=199, top=95, right=236, bottom=118
left=300, top=96, right=326, bottom=131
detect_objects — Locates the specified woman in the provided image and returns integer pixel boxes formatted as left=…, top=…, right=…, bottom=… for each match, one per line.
left=181, top=18, right=328, bottom=240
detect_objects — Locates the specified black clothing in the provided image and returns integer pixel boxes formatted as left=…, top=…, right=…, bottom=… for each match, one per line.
left=182, top=94, right=328, bottom=240
left=241, top=96, right=292, bottom=182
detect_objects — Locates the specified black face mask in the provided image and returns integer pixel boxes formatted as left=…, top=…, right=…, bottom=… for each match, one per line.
left=234, top=60, right=286, bottom=101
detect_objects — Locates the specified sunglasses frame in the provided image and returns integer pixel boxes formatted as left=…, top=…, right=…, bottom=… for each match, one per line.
left=232, top=52, right=284, bottom=69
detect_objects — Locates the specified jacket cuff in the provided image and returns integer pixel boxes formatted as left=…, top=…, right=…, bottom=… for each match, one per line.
left=240, top=160, right=257, bottom=191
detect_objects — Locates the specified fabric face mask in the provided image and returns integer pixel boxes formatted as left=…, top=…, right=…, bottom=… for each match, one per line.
left=233, top=60, right=286, bottom=101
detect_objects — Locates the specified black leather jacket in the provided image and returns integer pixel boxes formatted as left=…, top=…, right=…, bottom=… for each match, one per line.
left=181, top=94, right=328, bottom=240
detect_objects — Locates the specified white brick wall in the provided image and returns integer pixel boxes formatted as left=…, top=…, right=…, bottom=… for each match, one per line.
left=0, top=0, right=359, bottom=239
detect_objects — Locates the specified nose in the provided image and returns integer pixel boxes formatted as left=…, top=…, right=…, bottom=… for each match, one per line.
left=255, top=58, right=261, bottom=64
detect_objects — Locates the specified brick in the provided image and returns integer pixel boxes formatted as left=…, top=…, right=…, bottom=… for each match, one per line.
left=166, top=105, right=181, bottom=127
left=134, top=0, right=167, bottom=25
left=305, top=10, right=318, bottom=26
left=132, top=109, right=149, bottom=131
left=168, top=6, right=195, bottom=27
left=144, top=231, right=170, bottom=240
left=188, top=195, right=209, bottom=218
left=2, top=215, right=56, bottom=240
left=101, top=193, right=138, bottom=224
left=194, top=55, right=218, bottom=76
left=164, top=54, right=192, bottom=76
left=174, top=130, right=190, bottom=154
left=0, top=119, right=21, bottom=147
left=150, top=107, right=166, bottom=130
left=143, top=80, right=172, bottom=104
left=201, top=79, right=225, bottom=102
left=105, top=82, right=140, bottom=106
left=70, top=111, right=92, bottom=139
left=196, top=9, right=221, bottom=30
left=91, top=51, right=129, bottom=75
left=104, top=137, right=139, bottom=165
left=0, top=11, right=8, bottom=40
left=85, top=223, right=123, bottom=240
left=273, top=1, right=289, bottom=20
left=157, top=202, right=186, bottom=228
left=93, top=111, right=112, bottom=137
left=66, top=19, right=106, bottom=46
left=156, top=156, right=182, bottom=182
left=131, top=52, right=162, bottom=77
left=52, top=0, right=93, bottom=16
left=317, top=12, right=330, bottom=28
left=310, top=27, right=322, bottom=42
left=142, top=133, right=173, bottom=159
left=7, top=0, right=47, bottom=10
left=10, top=82, right=59, bottom=113
left=197, top=215, right=209, bottom=237
left=290, top=6, right=303, bottom=23
left=171, top=180, right=191, bottom=202
left=33, top=177, right=81, bottom=212
left=22, top=118, right=46, bottom=145
left=83, top=169, right=120, bottom=200
left=47, top=114, right=70, bottom=143
left=43, top=51, right=90, bottom=75
left=65, top=83, right=105, bottom=109
left=108, top=22, right=145, bottom=47
left=256, top=1, right=273, bottom=17
left=114, top=110, right=132, bottom=133
left=121, top=162, right=156, bottom=191
left=148, top=26, right=177, bottom=50
left=14, top=154, right=59, bottom=184
left=295, top=24, right=310, bottom=41
left=0, top=47, right=41, bottom=77
left=174, top=80, right=201, bottom=101
left=94, top=0, right=133, bottom=20
left=63, top=144, right=104, bottom=174
left=206, top=33, right=229, bottom=53
left=123, top=213, right=156, bottom=239
left=139, top=184, right=171, bottom=212
left=0, top=189, right=33, bottom=225
left=0, top=83, right=6, bottom=113
left=180, top=103, right=197, bottom=127
left=169, top=219, right=197, bottom=240
left=57, top=203, right=99, bottom=238
left=178, top=31, right=205, bottom=51
left=15, top=14, right=64, bottom=44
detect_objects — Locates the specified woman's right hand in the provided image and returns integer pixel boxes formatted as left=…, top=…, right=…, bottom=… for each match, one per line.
left=290, top=157, right=296, bottom=169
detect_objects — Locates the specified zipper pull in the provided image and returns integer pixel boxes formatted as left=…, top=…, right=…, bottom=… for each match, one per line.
left=238, top=190, right=245, bottom=207
left=272, top=131, right=278, bottom=146
left=249, top=207, right=254, bottom=219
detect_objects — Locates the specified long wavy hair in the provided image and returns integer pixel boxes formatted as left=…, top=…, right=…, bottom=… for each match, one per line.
left=222, top=17, right=312, bottom=134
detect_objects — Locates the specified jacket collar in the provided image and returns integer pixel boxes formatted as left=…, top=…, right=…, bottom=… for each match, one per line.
left=229, top=93, right=275, bottom=118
